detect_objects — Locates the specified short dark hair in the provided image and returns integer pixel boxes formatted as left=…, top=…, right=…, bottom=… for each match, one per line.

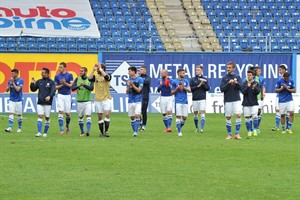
left=279, top=65, right=287, bottom=71
left=100, top=63, right=106, bottom=71
left=247, top=70, right=255, bottom=75
left=227, top=61, right=236, bottom=68
left=283, top=72, right=290, bottom=78
left=59, top=62, right=66, bottom=68
left=128, top=66, right=137, bottom=74
left=42, top=67, right=50, bottom=74
left=177, top=69, right=185, bottom=74
left=140, top=65, right=147, bottom=70
left=11, top=69, right=19, bottom=74
left=81, top=67, right=88, bottom=72
left=196, top=65, right=203, bottom=69
left=249, top=66, right=256, bottom=71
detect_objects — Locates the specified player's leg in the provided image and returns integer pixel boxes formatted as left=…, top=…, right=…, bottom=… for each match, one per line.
left=95, top=101, right=104, bottom=135
left=85, top=102, right=92, bottom=136
left=279, top=103, right=287, bottom=134
left=36, top=105, right=44, bottom=137
left=134, top=102, right=141, bottom=135
left=175, top=104, right=183, bottom=136
left=166, top=96, right=173, bottom=132
left=77, top=102, right=85, bottom=136
left=160, top=97, right=168, bottom=130
left=65, top=94, right=72, bottom=134
left=257, top=100, right=263, bottom=134
left=199, top=100, right=206, bottom=133
left=224, top=102, right=233, bottom=139
left=103, top=99, right=111, bottom=137
left=43, top=105, right=51, bottom=137
left=5, top=101, right=15, bottom=132
left=128, top=103, right=136, bottom=136
left=286, top=101, right=294, bottom=133
left=272, top=97, right=280, bottom=131
left=244, top=107, right=252, bottom=136
left=16, top=101, right=23, bottom=133
left=233, top=101, right=242, bottom=139
left=251, top=106, right=259, bottom=136
left=57, top=94, right=65, bottom=134
left=192, top=101, right=199, bottom=132
left=140, top=99, right=148, bottom=131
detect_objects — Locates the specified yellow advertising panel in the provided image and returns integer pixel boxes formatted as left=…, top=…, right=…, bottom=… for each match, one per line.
left=0, top=53, right=98, bottom=93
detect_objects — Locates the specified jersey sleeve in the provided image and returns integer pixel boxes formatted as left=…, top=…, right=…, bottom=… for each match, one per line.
left=19, top=79, right=24, bottom=88
left=54, top=75, right=59, bottom=85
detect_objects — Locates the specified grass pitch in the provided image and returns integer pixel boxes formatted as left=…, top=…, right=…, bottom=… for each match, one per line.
left=0, top=113, right=299, bottom=200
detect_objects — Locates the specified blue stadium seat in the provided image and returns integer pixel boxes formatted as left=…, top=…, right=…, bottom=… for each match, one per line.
left=107, top=44, right=116, bottom=51
left=66, top=38, right=76, bottom=45
left=86, top=38, right=95, bottom=45
left=252, top=45, right=261, bottom=52
left=18, top=43, right=27, bottom=51
left=233, top=45, right=242, bottom=52
left=88, top=44, right=97, bottom=52
left=282, top=45, right=290, bottom=52
left=36, top=37, right=45, bottom=45
left=0, top=43, right=7, bottom=51
left=6, top=37, right=16, bottom=45
left=46, top=37, right=55, bottom=45
left=48, top=44, right=57, bottom=51
left=58, top=44, right=67, bottom=51
left=8, top=43, right=16, bottom=51
left=56, top=38, right=65, bottom=45
left=38, top=44, right=47, bottom=51
left=76, top=38, right=86, bottom=45
left=78, top=44, right=87, bottom=51
left=28, top=44, right=37, bottom=51
left=68, top=44, right=77, bottom=51
left=97, top=44, right=106, bottom=51
left=291, top=46, right=299, bottom=52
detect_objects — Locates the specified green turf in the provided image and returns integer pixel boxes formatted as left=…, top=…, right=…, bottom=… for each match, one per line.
left=0, top=113, right=299, bottom=200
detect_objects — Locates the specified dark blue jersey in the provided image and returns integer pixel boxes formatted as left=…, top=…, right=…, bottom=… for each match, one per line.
left=241, top=80, right=260, bottom=106
left=7, top=77, right=24, bottom=102
left=190, top=75, right=210, bottom=101
left=172, top=78, right=189, bottom=104
left=220, top=73, right=243, bottom=102
left=128, top=76, right=144, bottom=103
left=54, top=72, right=73, bottom=95
left=30, top=77, right=56, bottom=105
left=157, top=77, right=172, bottom=96
left=276, top=78, right=295, bottom=103
left=140, top=74, right=151, bottom=100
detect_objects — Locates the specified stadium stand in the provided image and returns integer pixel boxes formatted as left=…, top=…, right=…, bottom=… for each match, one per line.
left=0, top=0, right=164, bottom=52
left=202, top=0, right=300, bottom=52
left=0, top=0, right=299, bottom=52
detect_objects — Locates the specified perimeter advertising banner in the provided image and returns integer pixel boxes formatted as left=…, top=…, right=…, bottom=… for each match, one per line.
left=102, top=52, right=293, bottom=94
left=0, top=0, right=100, bottom=37
left=0, top=53, right=98, bottom=93
left=1, top=52, right=299, bottom=114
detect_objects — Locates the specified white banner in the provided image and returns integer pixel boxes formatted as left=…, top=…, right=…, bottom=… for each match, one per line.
left=0, top=0, right=100, bottom=38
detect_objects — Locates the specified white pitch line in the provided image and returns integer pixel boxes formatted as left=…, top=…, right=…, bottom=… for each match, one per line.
left=0, top=114, right=27, bottom=119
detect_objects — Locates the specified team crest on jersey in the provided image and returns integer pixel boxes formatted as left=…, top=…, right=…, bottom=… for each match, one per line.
left=46, top=83, right=50, bottom=87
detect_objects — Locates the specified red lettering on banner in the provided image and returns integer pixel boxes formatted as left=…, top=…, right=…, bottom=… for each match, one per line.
left=0, top=6, right=76, bottom=18
left=36, top=62, right=57, bottom=77
left=0, top=62, right=82, bottom=93
left=50, top=8, right=76, bottom=18
left=15, top=62, right=35, bottom=93
left=65, top=62, right=81, bottom=75
left=0, top=7, right=13, bottom=17
left=11, top=8, right=38, bottom=17
left=0, top=62, right=12, bottom=93
left=37, top=6, right=51, bottom=18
